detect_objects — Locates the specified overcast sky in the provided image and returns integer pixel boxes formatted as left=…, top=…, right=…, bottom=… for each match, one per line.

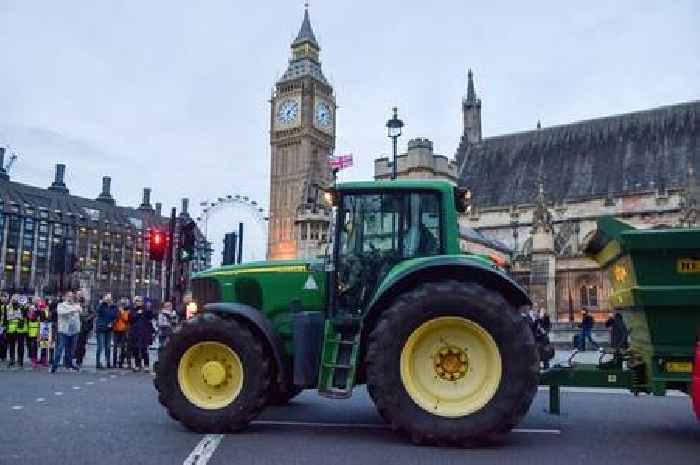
left=1, top=1, right=698, bottom=263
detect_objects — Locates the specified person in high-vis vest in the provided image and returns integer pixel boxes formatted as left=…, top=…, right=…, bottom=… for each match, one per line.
left=6, top=294, right=28, bottom=368
left=0, top=293, right=8, bottom=364
left=26, top=303, right=40, bottom=369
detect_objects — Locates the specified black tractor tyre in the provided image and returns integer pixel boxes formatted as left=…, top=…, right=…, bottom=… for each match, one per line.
left=366, top=280, right=539, bottom=446
left=154, top=312, right=271, bottom=433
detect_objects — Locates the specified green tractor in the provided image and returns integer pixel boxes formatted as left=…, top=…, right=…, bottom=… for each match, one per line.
left=155, top=180, right=539, bottom=445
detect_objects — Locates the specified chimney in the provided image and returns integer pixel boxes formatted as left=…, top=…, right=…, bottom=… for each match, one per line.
left=180, top=198, right=189, bottom=217
left=0, top=147, right=8, bottom=181
left=155, top=202, right=162, bottom=217
left=96, top=176, right=115, bottom=205
left=138, top=187, right=153, bottom=210
left=48, top=163, right=69, bottom=194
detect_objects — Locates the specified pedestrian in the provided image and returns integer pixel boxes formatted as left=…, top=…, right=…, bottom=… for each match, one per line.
left=157, top=301, right=177, bottom=348
left=51, top=290, right=81, bottom=373
left=95, top=293, right=117, bottom=369
left=6, top=294, right=28, bottom=368
left=540, top=311, right=551, bottom=336
left=0, top=292, right=8, bottom=364
left=74, top=291, right=95, bottom=369
left=47, top=296, right=59, bottom=367
left=37, top=299, right=52, bottom=367
left=26, top=303, right=40, bottom=368
left=112, top=300, right=130, bottom=369
left=129, top=296, right=153, bottom=372
left=606, top=312, right=629, bottom=351
left=579, top=308, right=599, bottom=351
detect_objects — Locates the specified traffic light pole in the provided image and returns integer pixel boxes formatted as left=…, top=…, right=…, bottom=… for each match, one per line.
left=165, top=207, right=176, bottom=302
left=237, top=222, right=243, bottom=264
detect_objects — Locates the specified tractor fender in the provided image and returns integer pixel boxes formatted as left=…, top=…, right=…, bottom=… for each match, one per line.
left=364, top=255, right=532, bottom=332
left=203, top=302, right=289, bottom=386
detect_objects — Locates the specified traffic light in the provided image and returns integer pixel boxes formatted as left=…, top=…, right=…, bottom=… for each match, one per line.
left=179, top=221, right=196, bottom=261
left=149, top=229, right=168, bottom=262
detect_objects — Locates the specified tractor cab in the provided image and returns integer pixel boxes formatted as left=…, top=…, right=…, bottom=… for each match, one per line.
left=316, top=181, right=475, bottom=396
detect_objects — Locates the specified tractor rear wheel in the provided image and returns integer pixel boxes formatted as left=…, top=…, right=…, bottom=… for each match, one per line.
left=366, top=281, right=538, bottom=446
left=155, top=313, right=271, bottom=433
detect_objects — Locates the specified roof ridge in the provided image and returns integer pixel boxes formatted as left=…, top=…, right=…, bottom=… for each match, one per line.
left=482, top=99, right=700, bottom=143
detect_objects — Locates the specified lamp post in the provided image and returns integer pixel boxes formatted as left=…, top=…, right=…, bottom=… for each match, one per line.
left=386, top=107, right=404, bottom=180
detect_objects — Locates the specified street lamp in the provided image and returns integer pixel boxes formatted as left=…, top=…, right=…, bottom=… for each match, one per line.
left=386, top=107, right=404, bottom=180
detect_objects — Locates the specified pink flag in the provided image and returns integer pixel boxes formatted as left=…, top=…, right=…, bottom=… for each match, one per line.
left=329, top=154, right=353, bottom=170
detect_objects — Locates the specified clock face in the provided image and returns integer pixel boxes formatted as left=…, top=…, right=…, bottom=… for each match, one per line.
left=277, top=99, right=299, bottom=124
left=315, top=101, right=332, bottom=128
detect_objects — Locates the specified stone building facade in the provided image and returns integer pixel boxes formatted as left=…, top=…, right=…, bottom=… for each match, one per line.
left=374, top=137, right=458, bottom=184
left=456, top=72, right=700, bottom=322
left=375, top=70, right=699, bottom=323
left=0, top=152, right=209, bottom=301
left=267, top=7, right=334, bottom=260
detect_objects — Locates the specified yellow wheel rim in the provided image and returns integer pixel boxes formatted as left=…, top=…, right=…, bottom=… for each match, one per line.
left=177, top=341, right=243, bottom=410
left=400, top=316, right=502, bottom=417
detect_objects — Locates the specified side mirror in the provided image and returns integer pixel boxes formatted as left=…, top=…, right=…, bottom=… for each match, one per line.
left=454, top=188, right=472, bottom=213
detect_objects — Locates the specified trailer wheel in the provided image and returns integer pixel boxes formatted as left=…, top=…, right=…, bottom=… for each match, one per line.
left=366, top=281, right=538, bottom=446
left=155, top=313, right=270, bottom=433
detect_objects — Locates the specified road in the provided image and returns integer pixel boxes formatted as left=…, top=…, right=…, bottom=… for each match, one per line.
left=0, top=368, right=698, bottom=465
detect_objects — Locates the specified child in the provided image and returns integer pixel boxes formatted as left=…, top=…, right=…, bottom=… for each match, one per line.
left=157, top=301, right=177, bottom=348
left=37, top=300, right=52, bottom=367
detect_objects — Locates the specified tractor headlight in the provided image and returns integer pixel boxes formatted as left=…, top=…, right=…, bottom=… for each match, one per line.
left=186, top=301, right=198, bottom=319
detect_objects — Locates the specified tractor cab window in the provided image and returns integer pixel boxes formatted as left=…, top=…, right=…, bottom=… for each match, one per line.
left=335, top=191, right=442, bottom=314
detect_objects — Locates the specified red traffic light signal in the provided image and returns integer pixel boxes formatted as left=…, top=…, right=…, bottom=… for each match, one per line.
left=149, top=229, right=168, bottom=261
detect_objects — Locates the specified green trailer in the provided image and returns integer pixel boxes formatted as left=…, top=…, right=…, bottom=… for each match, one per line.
left=541, top=217, right=700, bottom=418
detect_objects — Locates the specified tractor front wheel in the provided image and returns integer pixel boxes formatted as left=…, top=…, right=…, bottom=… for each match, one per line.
left=366, top=281, right=538, bottom=446
left=155, top=313, right=271, bottom=433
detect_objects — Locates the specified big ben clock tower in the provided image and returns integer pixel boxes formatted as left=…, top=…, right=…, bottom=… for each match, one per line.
left=268, top=6, right=335, bottom=260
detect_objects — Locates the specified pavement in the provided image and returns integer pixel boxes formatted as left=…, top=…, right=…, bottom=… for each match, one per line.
left=0, top=351, right=698, bottom=465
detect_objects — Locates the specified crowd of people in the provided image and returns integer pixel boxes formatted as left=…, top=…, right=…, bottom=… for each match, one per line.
left=0, top=290, right=179, bottom=373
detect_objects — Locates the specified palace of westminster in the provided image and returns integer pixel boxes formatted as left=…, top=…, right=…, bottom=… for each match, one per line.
left=1, top=8, right=697, bottom=321
left=267, top=8, right=700, bottom=322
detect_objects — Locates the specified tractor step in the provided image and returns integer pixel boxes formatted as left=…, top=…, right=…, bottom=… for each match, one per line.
left=318, top=319, right=362, bottom=399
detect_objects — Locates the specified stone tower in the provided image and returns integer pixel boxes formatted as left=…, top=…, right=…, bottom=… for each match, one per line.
left=462, top=69, right=482, bottom=144
left=268, top=6, right=336, bottom=260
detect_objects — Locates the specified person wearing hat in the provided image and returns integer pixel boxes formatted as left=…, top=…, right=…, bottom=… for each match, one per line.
left=6, top=294, right=28, bottom=368
left=128, top=296, right=154, bottom=372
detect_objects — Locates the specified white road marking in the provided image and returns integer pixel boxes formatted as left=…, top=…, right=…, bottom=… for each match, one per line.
left=251, top=420, right=560, bottom=434
left=99, top=378, right=107, bottom=382
left=11, top=405, right=23, bottom=410
left=109, top=374, right=117, bottom=378
left=183, top=434, right=223, bottom=465
left=72, top=386, right=81, bottom=390
left=85, top=381, right=94, bottom=385
left=54, top=391, right=64, bottom=396
left=36, top=398, right=46, bottom=403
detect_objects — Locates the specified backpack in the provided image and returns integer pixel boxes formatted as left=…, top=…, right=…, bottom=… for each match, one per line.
left=114, top=309, right=129, bottom=332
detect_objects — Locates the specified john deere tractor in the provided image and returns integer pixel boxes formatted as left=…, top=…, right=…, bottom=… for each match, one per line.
left=155, top=180, right=539, bottom=445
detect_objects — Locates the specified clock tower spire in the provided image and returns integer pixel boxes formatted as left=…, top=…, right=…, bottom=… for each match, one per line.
left=267, top=6, right=336, bottom=260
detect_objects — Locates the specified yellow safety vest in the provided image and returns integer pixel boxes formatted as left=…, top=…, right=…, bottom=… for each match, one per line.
left=28, top=320, right=40, bottom=338
left=6, top=305, right=26, bottom=334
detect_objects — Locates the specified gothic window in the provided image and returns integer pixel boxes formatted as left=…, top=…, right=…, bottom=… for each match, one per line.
left=580, top=285, right=598, bottom=307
